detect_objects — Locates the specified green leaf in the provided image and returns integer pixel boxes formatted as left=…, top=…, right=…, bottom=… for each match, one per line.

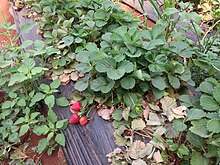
left=45, top=95, right=55, bottom=109
left=213, top=87, right=220, bottom=103
left=74, top=79, right=88, bottom=91
left=95, top=58, right=116, bottom=73
left=200, top=95, right=219, bottom=111
left=8, top=132, right=19, bottom=143
left=107, top=68, right=125, bottom=80
left=2, top=101, right=13, bottom=109
left=177, top=144, right=189, bottom=158
left=90, top=77, right=115, bottom=93
left=56, top=119, right=68, bottom=129
left=37, top=138, right=48, bottom=154
left=33, top=125, right=50, bottom=136
left=62, top=36, right=74, bottom=46
left=152, top=88, right=164, bottom=99
left=47, top=110, right=58, bottom=124
left=178, top=69, right=191, bottom=82
left=21, top=40, right=33, bottom=48
left=19, top=124, right=29, bottom=137
left=186, top=109, right=206, bottom=121
left=8, top=73, right=27, bottom=86
left=20, top=22, right=37, bottom=34
left=189, top=119, right=210, bottom=138
left=76, top=51, right=90, bottom=63
left=173, top=120, right=187, bottom=132
left=186, top=131, right=204, bottom=149
left=30, top=92, right=45, bottom=106
left=40, top=84, right=50, bottom=92
left=112, top=108, right=123, bottom=121
left=151, top=76, right=166, bottom=90
left=15, top=117, right=25, bottom=124
left=123, top=93, right=138, bottom=109
left=56, top=97, right=69, bottom=107
left=168, top=75, right=180, bottom=89
left=190, top=151, right=209, bottom=165
left=206, top=119, right=220, bottom=133
left=50, top=79, right=61, bottom=89
left=131, top=119, right=145, bottom=131
left=120, top=77, right=136, bottom=89
left=0, top=61, right=13, bottom=68
left=17, top=98, right=26, bottom=107
left=55, top=133, right=66, bottom=146
left=198, top=81, right=213, bottom=94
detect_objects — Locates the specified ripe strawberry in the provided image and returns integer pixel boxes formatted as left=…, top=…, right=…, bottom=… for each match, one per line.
left=69, top=113, right=80, bottom=124
left=71, top=101, right=82, bottom=111
left=79, top=116, right=88, bottom=126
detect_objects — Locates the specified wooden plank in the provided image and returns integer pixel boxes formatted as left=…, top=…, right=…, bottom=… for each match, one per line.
left=12, top=7, right=116, bottom=165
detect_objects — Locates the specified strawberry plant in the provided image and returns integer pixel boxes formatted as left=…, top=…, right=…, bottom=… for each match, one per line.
left=2, top=0, right=220, bottom=164
left=0, top=20, right=69, bottom=160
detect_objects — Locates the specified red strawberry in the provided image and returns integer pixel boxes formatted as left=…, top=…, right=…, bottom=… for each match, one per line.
left=79, top=116, right=88, bottom=126
left=71, top=101, right=82, bottom=111
left=69, top=113, right=80, bottom=124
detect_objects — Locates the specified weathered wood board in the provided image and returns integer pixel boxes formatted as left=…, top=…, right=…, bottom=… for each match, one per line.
left=12, top=7, right=116, bottom=165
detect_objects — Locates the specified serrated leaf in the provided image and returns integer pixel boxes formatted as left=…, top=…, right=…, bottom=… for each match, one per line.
left=47, top=110, right=58, bottom=124
left=177, top=144, right=189, bottom=158
left=152, top=76, right=166, bottom=90
left=123, top=93, right=139, bottom=109
left=206, top=119, right=220, bottom=133
left=74, top=79, right=88, bottom=91
left=50, top=79, right=61, bottom=89
left=8, top=73, right=27, bottom=86
left=190, top=151, right=209, bottom=165
left=213, top=87, right=220, bottom=103
left=173, top=120, right=187, bottom=132
left=56, top=97, right=69, bottom=107
left=186, top=131, right=204, bottom=149
left=200, top=95, right=219, bottom=111
left=186, top=109, right=206, bottom=121
left=131, top=119, right=146, bottom=131
left=90, top=77, right=115, bottom=93
left=114, top=132, right=127, bottom=146
left=19, top=124, right=29, bottom=137
left=55, top=133, right=65, bottom=146
left=37, top=138, right=48, bottom=154
left=45, top=95, right=55, bottom=109
left=112, top=108, right=123, bottom=121
left=189, top=119, right=210, bottom=138
left=56, top=119, right=68, bottom=129
left=168, top=75, right=180, bottom=89
left=120, top=77, right=136, bottom=89
left=33, top=125, right=50, bottom=136
left=0, top=61, right=13, bottom=68
left=95, top=58, right=116, bottom=73
left=199, top=81, right=213, bottom=94
left=107, top=68, right=125, bottom=80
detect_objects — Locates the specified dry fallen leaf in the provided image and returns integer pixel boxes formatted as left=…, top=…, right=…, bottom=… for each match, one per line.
left=59, top=74, right=70, bottom=83
left=171, top=106, right=187, bottom=118
left=97, top=105, right=114, bottom=120
left=153, top=151, right=163, bottom=163
left=160, top=97, right=186, bottom=121
left=129, top=140, right=145, bottom=159
left=70, top=72, right=79, bottom=81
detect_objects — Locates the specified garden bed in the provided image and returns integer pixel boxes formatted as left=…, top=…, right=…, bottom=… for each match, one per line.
left=1, top=0, right=219, bottom=164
